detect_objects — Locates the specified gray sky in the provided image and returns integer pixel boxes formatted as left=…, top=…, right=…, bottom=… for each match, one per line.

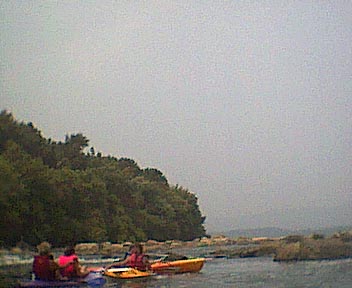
left=1, top=1, right=351, bottom=232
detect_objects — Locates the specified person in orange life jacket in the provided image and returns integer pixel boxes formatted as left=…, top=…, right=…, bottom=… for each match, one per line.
left=58, top=246, right=89, bottom=278
left=106, top=243, right=151, bottom=271
left=105, top=243, right=134, bottom=268
left=32, top=242, right=72, bottom=281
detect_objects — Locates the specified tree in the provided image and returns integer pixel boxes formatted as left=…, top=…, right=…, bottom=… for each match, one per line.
left=0, top=112, right=206, bottom=246
left=142, top=168, right=168, bottom=186
left=0, top=155, right=27, bottom=245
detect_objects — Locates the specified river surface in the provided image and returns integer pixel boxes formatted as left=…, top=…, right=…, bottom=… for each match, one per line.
left=1, top=246, right=352, bottom=287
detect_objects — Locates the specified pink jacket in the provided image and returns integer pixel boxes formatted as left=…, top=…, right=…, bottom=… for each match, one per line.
left=58, top=254, right=78, bottom=277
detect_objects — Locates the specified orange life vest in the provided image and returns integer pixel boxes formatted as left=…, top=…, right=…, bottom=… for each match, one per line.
left=128, top=253, right=147, bottom=271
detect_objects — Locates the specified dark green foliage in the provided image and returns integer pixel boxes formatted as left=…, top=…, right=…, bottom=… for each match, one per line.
left=142, top=168, right=168, bottom=186
left=0, top=110, right=206, bottom=246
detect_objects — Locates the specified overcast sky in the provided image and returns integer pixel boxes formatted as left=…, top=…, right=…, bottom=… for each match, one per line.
left=1, top=1, right=351, bottom=232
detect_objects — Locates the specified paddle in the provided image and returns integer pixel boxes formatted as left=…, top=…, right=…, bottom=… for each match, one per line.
left=105, top=267, right=131, bottom=273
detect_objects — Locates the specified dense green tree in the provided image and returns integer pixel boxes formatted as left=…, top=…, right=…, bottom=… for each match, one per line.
left=0, top=110, right=206, bottom=247
left=0, top=155, right=27, bottom=245
left=142, top=168, right=168, bottom=186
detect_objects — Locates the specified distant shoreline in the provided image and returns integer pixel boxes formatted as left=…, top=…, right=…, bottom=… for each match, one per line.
left=210, top=225, right=352, bottom=239
left=2, top=229, right=352, bottom=265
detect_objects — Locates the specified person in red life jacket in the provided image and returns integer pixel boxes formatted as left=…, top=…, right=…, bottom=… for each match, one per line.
left=58, top=246, right=89, bottom=279
left=106, top=243, right=151, bottom=271
left=32, top=242, right=71, bottom=281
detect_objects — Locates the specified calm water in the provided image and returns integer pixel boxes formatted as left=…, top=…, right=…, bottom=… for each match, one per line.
left=105, top=257, right=352, bottom=288
left=2, top=248, right=352, bottom=287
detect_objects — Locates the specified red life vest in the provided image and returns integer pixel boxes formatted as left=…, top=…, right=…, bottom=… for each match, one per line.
left=32, top=255, right=55, bottom=280
left=128, top=253, right=147, bottom=271
left=58, top=254, right=78, bottom=278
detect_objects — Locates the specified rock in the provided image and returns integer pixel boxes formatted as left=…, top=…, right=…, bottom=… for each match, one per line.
left=16, top=240, right=32, bottom=252
left=252, top=237, right=269, bottom=242
left=236, top=237, right=252, bottom=245
left=122, top=241, right=133, bottom=247
left=199, top=237, right=212, bottom=246
left=282, top=235, right=304, bottom=244
left=100, top=242, right=112, bottom=256
left=169, top=240, right=183, bottom=248
left=11, top=247, right=22, bottom=254
left=110, top=243, right=124, bottom=254
left=274, top=242, right=302, bottom=261
left=144, top=240, right=166, bottom=251
left=145, top=240, right=161, bottom=246
left=184, top=241, right=197, bottom=248
left=333, top=231, right=352, bottom=242
left=75, top=243, right=99, bottom=255
left=274, top=238, right=352, bottom=261
left=309, top=234, right=325, bottom=240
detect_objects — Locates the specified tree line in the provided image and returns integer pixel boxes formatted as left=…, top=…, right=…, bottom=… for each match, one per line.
left=0, top=110, right=206, bottom=247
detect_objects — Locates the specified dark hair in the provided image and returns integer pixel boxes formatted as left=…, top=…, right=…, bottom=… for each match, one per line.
left=134, top=243, right=143, bottom=254
left=64, top=246, right=76, bottom=256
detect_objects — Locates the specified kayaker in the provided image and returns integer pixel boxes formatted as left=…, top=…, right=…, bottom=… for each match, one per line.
left=58, top=246, right=90, bottom=279
left=106, top=243, right=151, bottom=271
left=32, top=241, right=71, bottom=281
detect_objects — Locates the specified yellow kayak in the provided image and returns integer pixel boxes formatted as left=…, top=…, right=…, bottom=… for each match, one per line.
left=151, top=258, right=205, bottom=274
left=103, top=267, right=153, bottom=279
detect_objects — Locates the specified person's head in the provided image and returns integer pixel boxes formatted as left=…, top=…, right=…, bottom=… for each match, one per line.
left=37, top=242, right=51, bottom=256
left=64, top=246, right=76, bottom=256
left=134, top=243, right=143, bottom=254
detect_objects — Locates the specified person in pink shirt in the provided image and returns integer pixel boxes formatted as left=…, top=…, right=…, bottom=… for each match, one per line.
left=58, top=246, right=89, bottom=279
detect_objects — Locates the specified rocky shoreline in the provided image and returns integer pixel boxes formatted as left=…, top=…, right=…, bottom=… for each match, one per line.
left=74, top=230, right=352, bottom=262
left=206, top=230, right=352, bottom=261
left=2, top=230, right=352, bottom=264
